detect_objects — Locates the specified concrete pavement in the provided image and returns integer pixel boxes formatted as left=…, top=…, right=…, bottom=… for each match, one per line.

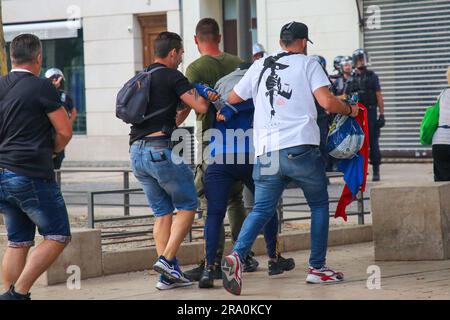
left=29, top=242, right=450, bottom=300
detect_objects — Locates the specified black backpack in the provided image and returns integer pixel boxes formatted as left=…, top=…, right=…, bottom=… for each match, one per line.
left=116, top=66, right=168, bottom=124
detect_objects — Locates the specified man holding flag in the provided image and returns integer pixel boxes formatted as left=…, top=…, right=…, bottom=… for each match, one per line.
left=221, top=21, right=360, bottom=296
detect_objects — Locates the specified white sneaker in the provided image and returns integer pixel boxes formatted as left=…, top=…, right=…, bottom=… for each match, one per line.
left=306, top=266, right=344, bottom=284
left=156, top=275, right=193, bottom=290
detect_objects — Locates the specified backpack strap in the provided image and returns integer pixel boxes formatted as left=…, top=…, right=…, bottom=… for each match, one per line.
left=256, top=51, right=300, bottom=93
left=140, top=66, right=175, bottom=122
left=144, top=65, right=166, bottom=74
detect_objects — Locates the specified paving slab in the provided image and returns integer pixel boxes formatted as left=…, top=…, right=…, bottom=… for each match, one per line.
left=28, top=242, right=450, bottom=300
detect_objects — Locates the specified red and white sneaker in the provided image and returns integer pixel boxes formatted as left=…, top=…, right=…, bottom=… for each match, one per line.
left=221, top=252, right=243, bottom=295
left=306, top=266, right=344, bottom=284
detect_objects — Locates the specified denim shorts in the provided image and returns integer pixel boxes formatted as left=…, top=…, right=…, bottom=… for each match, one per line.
left=130, top=140, right=198, bottom=217
left=0, top=168, right=72, bottom=248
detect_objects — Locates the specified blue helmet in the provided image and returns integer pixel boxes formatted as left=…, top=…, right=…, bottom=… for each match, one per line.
left=311, top=55, right=327, bottom=70
left=352, top=49, right=369, bottom=67
left=340, top=55, right=352, bottom=67
left=333, top=55, right=344, bottom=71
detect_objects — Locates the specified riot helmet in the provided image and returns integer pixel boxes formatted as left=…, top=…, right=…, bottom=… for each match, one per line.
left=352, top=49, right=370, bottom=69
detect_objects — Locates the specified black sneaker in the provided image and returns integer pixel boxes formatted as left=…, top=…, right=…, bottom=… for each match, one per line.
left=211, top=264, right=222, bottom=280
left=268, top=255, right=295, bottom=276
left=0, top=286, right=31, bottom=300
left=184, top=260, right=205, bottom=282
left=243, top=253, right=259, bottom=273
left=198, top=265, right=215, bottom=289
left=372, top=166, right=380, bottom=182
left=185, top=259, right=222, bottom=281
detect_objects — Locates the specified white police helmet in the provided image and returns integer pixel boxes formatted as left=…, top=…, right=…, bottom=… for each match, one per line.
left=44, top=68, right=65, bottom=80
left=252, top=43, right=266, bottom=56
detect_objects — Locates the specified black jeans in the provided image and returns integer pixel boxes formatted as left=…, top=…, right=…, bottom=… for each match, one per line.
left=317, top=114, right=330, bottom=167
left=432, top=144, right=450, bottom=181
left=367, top=107, right=381, bottom=166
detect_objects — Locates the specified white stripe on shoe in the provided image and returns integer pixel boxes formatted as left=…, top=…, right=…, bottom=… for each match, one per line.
left=156, top=279, right=193, bottom=290
left=153, top=258, right=190, bottom=283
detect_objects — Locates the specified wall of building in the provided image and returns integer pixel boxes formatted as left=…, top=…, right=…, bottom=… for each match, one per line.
left=2, top=0, right=181, bottom=163
left=256, top=0, right=362, bottom=75
left=182, top=0, right=224, bottom=69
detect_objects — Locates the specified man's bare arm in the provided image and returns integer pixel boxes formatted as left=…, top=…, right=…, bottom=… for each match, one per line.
left=314, top=86, right=359, bottom=117
left=47, top=107, right=73, bottom=153
left=176, top=106, right=192, bottom=126
left=180, top=88, right=209, bottom=114
left=228, top=90, right=245, bottom=105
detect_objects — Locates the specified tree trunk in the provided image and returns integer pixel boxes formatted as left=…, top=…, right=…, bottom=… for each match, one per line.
left=0, top=0, right=8, bottom=76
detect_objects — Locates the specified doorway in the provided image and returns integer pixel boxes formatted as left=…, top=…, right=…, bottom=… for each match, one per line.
left=138, top=14, right=167, bottom=67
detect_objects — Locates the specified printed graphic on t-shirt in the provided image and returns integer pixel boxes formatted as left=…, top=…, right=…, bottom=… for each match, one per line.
left=264, top=61, right=292, bottom=119
left=233, top=52, right=331, bottom=156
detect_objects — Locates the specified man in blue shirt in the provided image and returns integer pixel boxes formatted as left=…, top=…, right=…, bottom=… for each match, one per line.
left=196, top=63, right=295, bottom=289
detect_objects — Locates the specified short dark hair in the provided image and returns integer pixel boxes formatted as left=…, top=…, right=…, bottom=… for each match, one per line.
left=10, top=34, right=42, bottom=65
left=280, top=38, right=295, bottom=47
left=154, top=32, right=183, bottom=58
left=195, top=18, right=220, bottom=42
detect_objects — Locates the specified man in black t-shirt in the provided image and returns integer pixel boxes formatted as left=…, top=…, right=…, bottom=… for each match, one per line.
left=129, top=62, right=193, bottom=144
left=45, top=68, right=78, bottom=169
left=0, top=34, right=73, bottom=300
left=128, top=32, right=213, bottom=290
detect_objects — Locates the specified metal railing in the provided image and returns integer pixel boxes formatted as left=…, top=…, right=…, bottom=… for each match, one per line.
left=57, top=169, right=370, bottom=247
left=55, top=168, right=134, bottom=216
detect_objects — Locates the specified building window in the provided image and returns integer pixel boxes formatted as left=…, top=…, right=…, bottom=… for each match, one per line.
left=5, top=21, right=86, bottom=134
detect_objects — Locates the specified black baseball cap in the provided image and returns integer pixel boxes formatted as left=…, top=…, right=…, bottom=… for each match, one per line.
left=280, top=21, right=313, bottom=44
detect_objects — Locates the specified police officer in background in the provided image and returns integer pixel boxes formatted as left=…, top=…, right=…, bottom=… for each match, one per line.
left=329, top=55, right=344, bottom=85
left=45, top=68, right=78, bottom=169
left=252, top=43, right=266, bottom=62
left=346, top=49, right=385, bottom=181
left=332, top=55, right=352, bottom=98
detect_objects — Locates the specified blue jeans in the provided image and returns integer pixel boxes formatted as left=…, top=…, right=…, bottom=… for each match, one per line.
left=130, top=139, right=198, bottom=217
left=203, top=160, right=278, bottom=266
left=0, top=168, right=71, bottom=248
left=233, top=145, right=329, bottom=269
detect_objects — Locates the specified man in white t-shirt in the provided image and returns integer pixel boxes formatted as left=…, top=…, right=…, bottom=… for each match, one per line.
left=220, top=21, right=359, bottom=296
